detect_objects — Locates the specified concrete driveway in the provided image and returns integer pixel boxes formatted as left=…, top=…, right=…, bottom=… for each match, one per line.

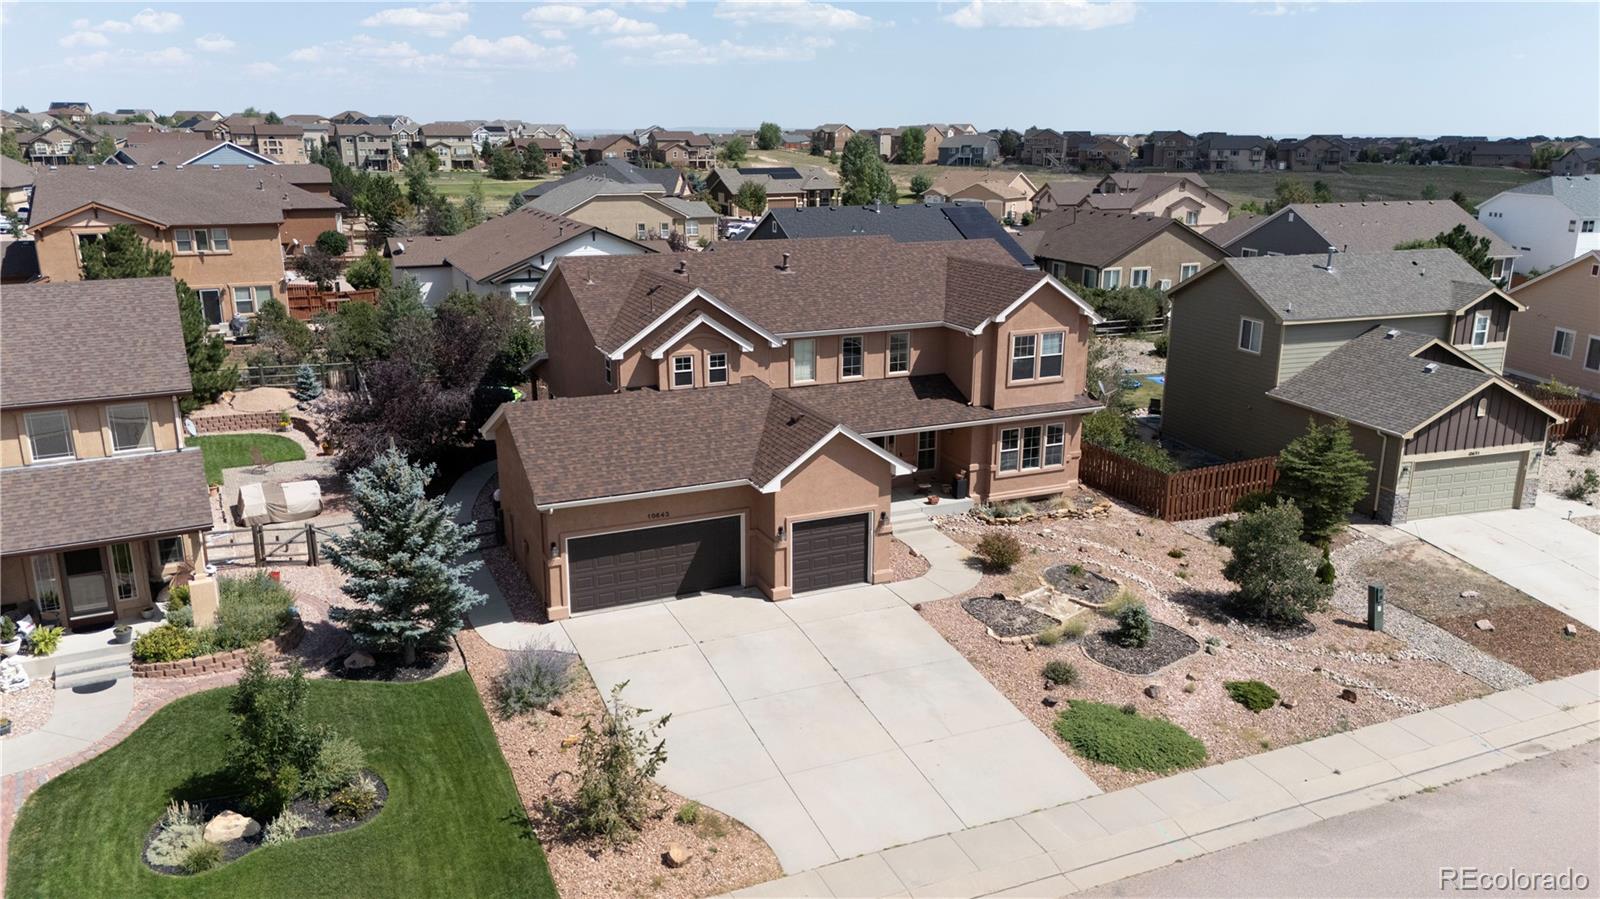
left=561, top=585, right=1101, bottom=873
left=1400, top=501, right=1599, bottom=629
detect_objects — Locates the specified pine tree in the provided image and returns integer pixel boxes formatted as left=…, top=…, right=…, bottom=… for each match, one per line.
left=326, top=447, right=483, bottom=664
left=1274, top=418, right=1371, bottom=544
left=79, top=223, right=173, bottom=279
left=293, top=363, right=323, bottom=402
left=1223, top=500, right=1332, bottom=626
left=178, top=281, right=239, bottom=412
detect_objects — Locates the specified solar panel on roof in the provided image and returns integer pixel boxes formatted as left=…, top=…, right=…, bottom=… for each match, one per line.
left=736, top=167, right=800, bottom=179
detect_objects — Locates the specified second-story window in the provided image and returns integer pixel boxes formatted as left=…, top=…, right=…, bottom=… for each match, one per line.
left=888, top=332, right=910, bottom=374
left=1039, top=332, right=1064, bottom=378
left=841, top=335, right=864, bottom=378
left=25, top=410, right=74, bottom=462
left=1185, top=211, right=1199, bottom=226
left=1471, top=310, right=1491, bottom=346
left=107, top=402, right=154, bottom=453
left=635, top=223, right=648, bottom=240
left=792, top=338, right=816, bottom=383
left=1180, top=262, right=1202, bottom=281
left=1238, top=317, right=1263, bottom=354
left=672, top=355, right=694, bottom=388
left=1100, top=268, right=1122, bottom=289
left=1130, top=268, right=1151, bottom=288
left=1011, top=334, right=1036, bottom=381
left=708, top=353, right=728, bottom=384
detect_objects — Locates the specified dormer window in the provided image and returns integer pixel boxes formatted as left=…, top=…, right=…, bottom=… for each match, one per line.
left=1471, top=310, right=1491, bottom=346
left=24, top=410, right=74, bottom=462
left=672, top=355, right=694, bottom=388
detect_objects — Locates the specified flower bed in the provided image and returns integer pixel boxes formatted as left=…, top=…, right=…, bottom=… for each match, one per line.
left=133, top=574, right=299, bottom=673
left=133, top=618, right=304, bottom=678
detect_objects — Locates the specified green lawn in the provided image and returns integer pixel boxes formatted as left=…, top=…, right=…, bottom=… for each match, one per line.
left=186, top=434, right=306, bottom=485
left=385, top=170, right=556, bottom=215
left=6, top=673, right=556, bottom=899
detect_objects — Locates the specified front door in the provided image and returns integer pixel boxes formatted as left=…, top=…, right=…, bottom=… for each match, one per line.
left=198, top=288, right=224, bottom=325
left=61, top=547, right=112, bottom=620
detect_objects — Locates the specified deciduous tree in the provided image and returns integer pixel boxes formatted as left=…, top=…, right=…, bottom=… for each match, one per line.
left=735, top=180, right=767, bottom=215
left=896, top=127, right=925, bottom=165
left=755, top=122, right=783, bottom=151
left=840, top=133, right=896, bottom=206
left=721, top=136, right=748, bottom=165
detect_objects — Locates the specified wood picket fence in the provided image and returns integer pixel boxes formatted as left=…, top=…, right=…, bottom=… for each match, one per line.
left=1080, top=443, right=1279, bottom=522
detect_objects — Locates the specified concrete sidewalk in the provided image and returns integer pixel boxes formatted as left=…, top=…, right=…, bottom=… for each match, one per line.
left=0, top=678, right=134, bottom=777
left=731, top=671, right=1600, bottom=898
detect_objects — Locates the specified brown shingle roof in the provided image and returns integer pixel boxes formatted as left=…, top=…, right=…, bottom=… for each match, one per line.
left=777, top=375, right=1101, bottom=435
left=1, top=452, right=213, bottom=555
left=1020, top=210, right=1220, bottom=268
left=29, top=165, right=341, bottom=228
left=555, top=237, right=1054, bottom=353
left=114, top=132, right=235, bottom=165
left=2, top=277, right=192, bottom=408
left=1283, top=202, right=1518, bottom=258
left=495, top=379, right=867, bottom=506
left=420, top=121, right=480, bottom=138
left=389, top=207, right=613, bottom=282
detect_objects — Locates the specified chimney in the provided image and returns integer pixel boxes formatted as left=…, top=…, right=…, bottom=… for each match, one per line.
left=780, top=252, right=791, bottom=271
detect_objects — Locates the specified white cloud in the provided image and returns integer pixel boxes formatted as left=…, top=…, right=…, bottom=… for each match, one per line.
left=540, top=28, right=567, bottom=40
left=67, top=46, right=192, bottom=69
left=244, top=61, right=281, bottom=77
left=1243, top=1, right=1318, bottom=15
left=129, top=8, right=184, bottom=33
left=96, top=19, right=134, bottom=33
left=60, top=30, right=111, bottom=48
left=607, top=1, right=686, bottom=10
left=713, top=0, right=873, bottom=31
left=194, top=33, right=236, bottom=52
left=604, top=31, right=832, bottom=65
left=361, top=2, right=469, bottom=37
left=289, top=35, right=425, bottom=65
left=450, top=34, right=578, bottom=68
left=522, top=4, right=657, bottom=35
left=944, top=0, right=1136, bottom=29
left=290, top=33, right=574, bottom=72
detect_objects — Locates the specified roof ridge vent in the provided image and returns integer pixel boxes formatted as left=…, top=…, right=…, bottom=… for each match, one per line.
left=1423, top=362, right=1439, bottom=374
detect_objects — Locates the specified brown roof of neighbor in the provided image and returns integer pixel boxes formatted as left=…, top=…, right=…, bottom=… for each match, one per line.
left=0, top=155, right=34, bottom=189
left=114, top=132, right=256, bottom=165
left=420, top=121, right=480, bottom=138
left=652, top=130, right=711, bottom=147
left=29, top=165, right=342, bottom=228
left=333, top=123, right=394, bottom=137
left=494, top=378, right=873, bottom=506
left=778, top=375, right=1101, bottom=435
left=1198, top=213, right=1262, bottom=247
left=555, top=236, right=1070, bottom=353
left=1, top=452, right=213, bottom=555
left=1086, top=173, right=1222, bottom=213
left=578, top=134, right=636, bottom=150
left=249, top=123, right=305, bottom=136
left=1279, top=202, right=1518, bottom=257
left=388, top=207, right=616, bottom=281
left=1019, top=210, right=1221, bottom=268
left=1037, top=180, right=1093, bottom=206
left=2, top=277, right=192, bottom=408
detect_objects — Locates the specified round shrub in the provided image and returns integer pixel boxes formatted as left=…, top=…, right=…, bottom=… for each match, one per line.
left=1114, top=603, right=1151, bottom=648
left=1225, top=680, right=1280, bottom=713
left=975, top=532, right=1024, bottom=572
left=1042, top=660, right=1079, bottom=686
left=1033, top=626, right=1062, bottom=647
left=1053, top=700, right=1207, bottom=773
left=181, top=840, right=223, bottom=874
left=302, top=734, right=367, bottom=800
left=328, top=773, right=379, bottom=820
left=496, top=645, right=575, bottom=717
left=315, top=229, right=350, bottom=256
left=133, top=624, right=196, bottom=663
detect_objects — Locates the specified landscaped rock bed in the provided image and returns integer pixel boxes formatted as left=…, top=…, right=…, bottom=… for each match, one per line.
left=962, top=594, right=1059, bottom=638
left=1043, top=564, right=1120, bottom=606
left=325, top=646, right=453, bottom=682
left=1082, top=621, right=1200, bottom=675
left=142, top=771, right=388, bottom=875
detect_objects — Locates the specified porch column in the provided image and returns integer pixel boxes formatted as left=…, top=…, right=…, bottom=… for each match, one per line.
left=189, top=575, right=220, bottom=629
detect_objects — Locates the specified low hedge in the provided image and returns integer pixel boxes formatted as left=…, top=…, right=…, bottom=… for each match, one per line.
left=1053, top=700, right=1207, bottom=773
left=134, top=575, right=295, bottom=664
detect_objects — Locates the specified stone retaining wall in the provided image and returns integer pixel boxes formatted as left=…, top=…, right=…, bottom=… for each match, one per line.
left=132, top=614, right=305, bottom=678
left=191, top=410, right=289, bottom=434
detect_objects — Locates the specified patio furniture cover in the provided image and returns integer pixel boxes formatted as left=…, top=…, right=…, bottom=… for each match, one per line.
left=265, top=480, right=321, bottom=523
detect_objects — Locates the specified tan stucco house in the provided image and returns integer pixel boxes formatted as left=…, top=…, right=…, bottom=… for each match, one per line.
left=526, top=176, right=718, bottom=246
left=492, top=237, right=1103, bottom=618
left=1, top=278, right=217, bottom=632
left=1504, top=251, right=1600, bottom=397
left=1079, top=173, right=1231, bottom=231
left=1017, top=209, right=1225, bottom=291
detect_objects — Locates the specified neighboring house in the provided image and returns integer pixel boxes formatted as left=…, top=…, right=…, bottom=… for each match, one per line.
left=743, top=202, right=1036, bottom=267
left=329, top=110, right=369, bottom=125
left=1078, top=172, right=1231, bottom=230
left=23, top=124, right=95, bottom=165
left=1198, top=134, right=1270, bottom=172
left=1140, top=130, right=1199, bottom=170
left=705, top=165, right=840, bottom=215
left=1503, top=251, right=1600, bottom=397
left=28, top=166, right=343, bottom=325
left=1280, top=135, right=1351, bottom=172
left=780, top=130, right=811, bottom=151
left=1, top=277, right=217, bottom=633
left=857, top=128, right=896, bottom=160
left=492, top=236, right=1102, bottom=617
left=1162, top=250, right=1558, bottom=523
left=1458, top=140, right=1534, bottom=168
left=1211, top=201, right=1520, bottom=283
left=525, top=175, right=718, bottom=246
left=1477, top=176, right=1600, bottom=273
left=334, top=123, right=400, bottom=171
left=1017, top=209, right=1225, bottom=290
left=924, top=171, right=1039, bottom=223
left=385, top=206, right=653, bottom=317
left=231, top=124, right=308, bottom=164
left=46, top=103, right=92, bottom=126
left=2, top=155, right=34, bottom=213
left=1552, top=146, right=1600, bottom=176
left=811, top=123, right=854, bottom=153
left=1030, top=180, right=1094, bottom=215
left=419, top=122, right=489, bottom=170
left=576, top=134, right=640, bottom=165
left=891, top=125, right=945, bottom=164
left=108, top=134, right=275, bottom=167
left=522, top=159, right=686, bottom=202
left=512, top=137, right=568, bottom=170
left=937, top=134, right=1001, bottom=167
left=525, top=123, right=576, bottom=151
left=648, top=131, right=715, bottom=170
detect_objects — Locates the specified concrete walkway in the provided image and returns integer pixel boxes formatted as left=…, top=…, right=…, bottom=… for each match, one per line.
left=0, top=678, right=134, bottom=777
left=730, top=670, right=1600, bottom=898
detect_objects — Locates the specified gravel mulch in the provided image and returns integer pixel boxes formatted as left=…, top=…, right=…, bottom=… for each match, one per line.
left=476, top=477, right=551, bottom=623
left=1082, top=621, right=1199, bottom=675
left=0, top=680, right=55, bottom=740
left=927, top=499, right=1492, bottom=792
left=456, top=630, right=781, bottom=899
left=961, top=596, right=1059, bottom=638
left=884, top=538, right=931, bottom=583
left=1539, top=440, right=1600, bottom=497
left=1043, top=565, right=1120, bottom=605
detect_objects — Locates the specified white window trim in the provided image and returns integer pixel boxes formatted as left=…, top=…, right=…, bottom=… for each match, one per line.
left=671, top=354, right=694, bottom=389
left=1475, top=397, right=1488, bottom=419
left=1045, top=423, right=1065, bottom=467
left=1038, top=331, right=1065, bottom=380
left=1586, top=335, right=1600, bottom=373
left=1471, top=310, right=1491, bottom=347
left=790, top=337, right=817, bottom=384
left=1100, top=267, right=1122, bottom=289
left=1158, top=278, right=1173, bottom=291
left=1010, top=332, right=1037, bottom=382
left=106, top=401, right=155, bottom=454
left=23, top=410, right=75, bottom=463
left=1130, top=266, right=1152, bottom=288
left=685, top=220, right=699, bottom=237
left=1239, top=317, right=1263, bottom=355
left=707, top=352, right=729, bottom=384
left=603, top=355, right=613, bottom=385
left=1552, top=327, right=1576, bottom=359
left=887, top=331, right=911, bottom=375
left=1180, top=262, right=1202, bottom=280
left=840, top=335, right=865, bottom=380
left=209, top=227, right=231, bottom=252
left=998, top=422, right=1062, bottom=474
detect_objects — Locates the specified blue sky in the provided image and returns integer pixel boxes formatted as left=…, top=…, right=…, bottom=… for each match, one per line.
left=2, top=1, right=1595, bottom=136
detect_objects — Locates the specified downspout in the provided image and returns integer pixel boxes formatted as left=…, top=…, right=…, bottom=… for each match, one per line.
left=1372, top=433, right=1388, bottom=515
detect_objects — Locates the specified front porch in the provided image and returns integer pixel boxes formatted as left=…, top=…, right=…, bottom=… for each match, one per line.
left=1, top=531, right=205, bottom=636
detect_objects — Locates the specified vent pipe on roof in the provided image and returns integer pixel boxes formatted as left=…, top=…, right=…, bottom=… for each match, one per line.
left=1384, top=328, right=1399, bottom=339
left=675, top=259, right=687, bottom=275
left=780, top=252, right=791, bottom=271
left=258, top=179, right=264, bottom=190
left=1423, top=362, right=1438, bottom=374
left=1318, top=246, right=1336, bottom=274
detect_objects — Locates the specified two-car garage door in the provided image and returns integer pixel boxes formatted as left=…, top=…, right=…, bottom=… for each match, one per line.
left=1407, top=454, right=1523, bottom=520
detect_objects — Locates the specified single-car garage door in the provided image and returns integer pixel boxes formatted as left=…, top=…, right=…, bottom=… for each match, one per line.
left=568, top=516, right=742, bottom=613
left=1407, top=454, right=1523, bottom=520
left=792, top=514, right=870, bottom=594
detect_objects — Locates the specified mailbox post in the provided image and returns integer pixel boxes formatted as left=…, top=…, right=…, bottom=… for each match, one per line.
left=1367, top=584, right=1385, bottom=631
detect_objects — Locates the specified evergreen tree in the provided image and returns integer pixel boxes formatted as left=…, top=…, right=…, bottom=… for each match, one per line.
left=897, top=127, right=926, bottom=165
left=355, top=175, right=406, bottom=242
left=293, top=363, right=323, bottom=402
left=839, top=133, right=896, bottom=206
left=461, top=180, right=487, bottom=228
left=1222, top=500, right=1332, bottom=626
left=519, top=145, right=548, bottom=177
left=0, top=131, right=21, bottom=161
left=1274, top=419, right=1371, bottom=544
left=79, top=223, right=173, bottom=279
left=178, top=281, right=239, bottom=412
left=1393, top=224, right=1496, bottom=278
left=326, top=447, right=484, bottom=664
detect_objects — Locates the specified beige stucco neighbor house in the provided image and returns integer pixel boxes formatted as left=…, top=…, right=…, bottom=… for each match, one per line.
left=1017, top=209, right=1225, bottom=291
left=925, top=171, right=1040, bottom=222
left=1078, top=173, right=1231, bottom=231
left=1, top=278, right=218, bottom=633
left=1504, top=251, right=1600, bottom=397
left=526, top=176, right=718, bottom=246
left=1162, top=250, right=1559, bottom=523
left=491, top=236, right=1104, bottom=618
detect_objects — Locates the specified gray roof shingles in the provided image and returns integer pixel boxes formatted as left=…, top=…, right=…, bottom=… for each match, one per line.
left=1205, top=248, right=1495, bottom=322
left=748, top=203, right=1035, bottom=266
left=1501, top=175, right=1600, bottom=217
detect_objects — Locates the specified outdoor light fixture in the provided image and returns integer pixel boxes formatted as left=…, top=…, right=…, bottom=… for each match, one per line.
left=776, top=525, right=785, bottom=544
left=879, top=511, right=889, bottom=529
left=549, top=542, right=558, bottom=559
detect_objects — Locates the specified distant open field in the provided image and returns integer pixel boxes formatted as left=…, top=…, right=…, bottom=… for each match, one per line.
left=384, top=170, right=556, bottom=214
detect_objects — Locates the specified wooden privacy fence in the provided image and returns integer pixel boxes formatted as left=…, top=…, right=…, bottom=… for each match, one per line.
left=240, top=361, right=357, bottom=390
left=1080, top=443, right=1279, bottom=522
left=1540, top=396, right=1600, bottom=441
left=283, top=285, right=379, bottom=322
left=1092, top=316, right=1167, bottom=338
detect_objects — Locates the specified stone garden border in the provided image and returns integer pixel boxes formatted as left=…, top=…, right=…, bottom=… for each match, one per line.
left=132, top=614, right=305, bottom=679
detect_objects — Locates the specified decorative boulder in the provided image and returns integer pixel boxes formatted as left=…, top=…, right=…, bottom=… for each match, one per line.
left=1144, top=685, right=1163, bottom=699
left=344, top=650, right=376, bottom=670
left=1339, top=688, right=1358, bottom=704
left=664, top=843, right=694, bottom=868
left=203, top=811, right=260, bottom=844
left=1474, top=619, right=1495, bottom=632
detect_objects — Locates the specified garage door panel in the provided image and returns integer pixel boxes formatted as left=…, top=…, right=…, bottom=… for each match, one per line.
left=793, top=514, right=869, bottom=594
left=570, top=516, right=742, bottom=612
left=1408, top=454, right=1521, bottom=520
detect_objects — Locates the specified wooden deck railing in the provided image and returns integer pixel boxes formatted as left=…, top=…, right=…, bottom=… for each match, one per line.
left=1081, top=443, right=1279, bottom=522
left=283, top=285, right=379, bottom=321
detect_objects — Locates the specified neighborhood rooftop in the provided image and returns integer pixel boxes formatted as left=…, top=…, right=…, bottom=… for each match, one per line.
left=1017, top=209, right=1215, bottom=268
left=28, top=165, right=342, bottom=227
left=749, top=203, right=1036, bottom=267
left=1228, top=201, right=1517, bottom=257
left=1501, top=174, right=1600, bottom=216
left=1193, top=248, right=1500, bottom=321
left=389, top=206, right=619, bottom=281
